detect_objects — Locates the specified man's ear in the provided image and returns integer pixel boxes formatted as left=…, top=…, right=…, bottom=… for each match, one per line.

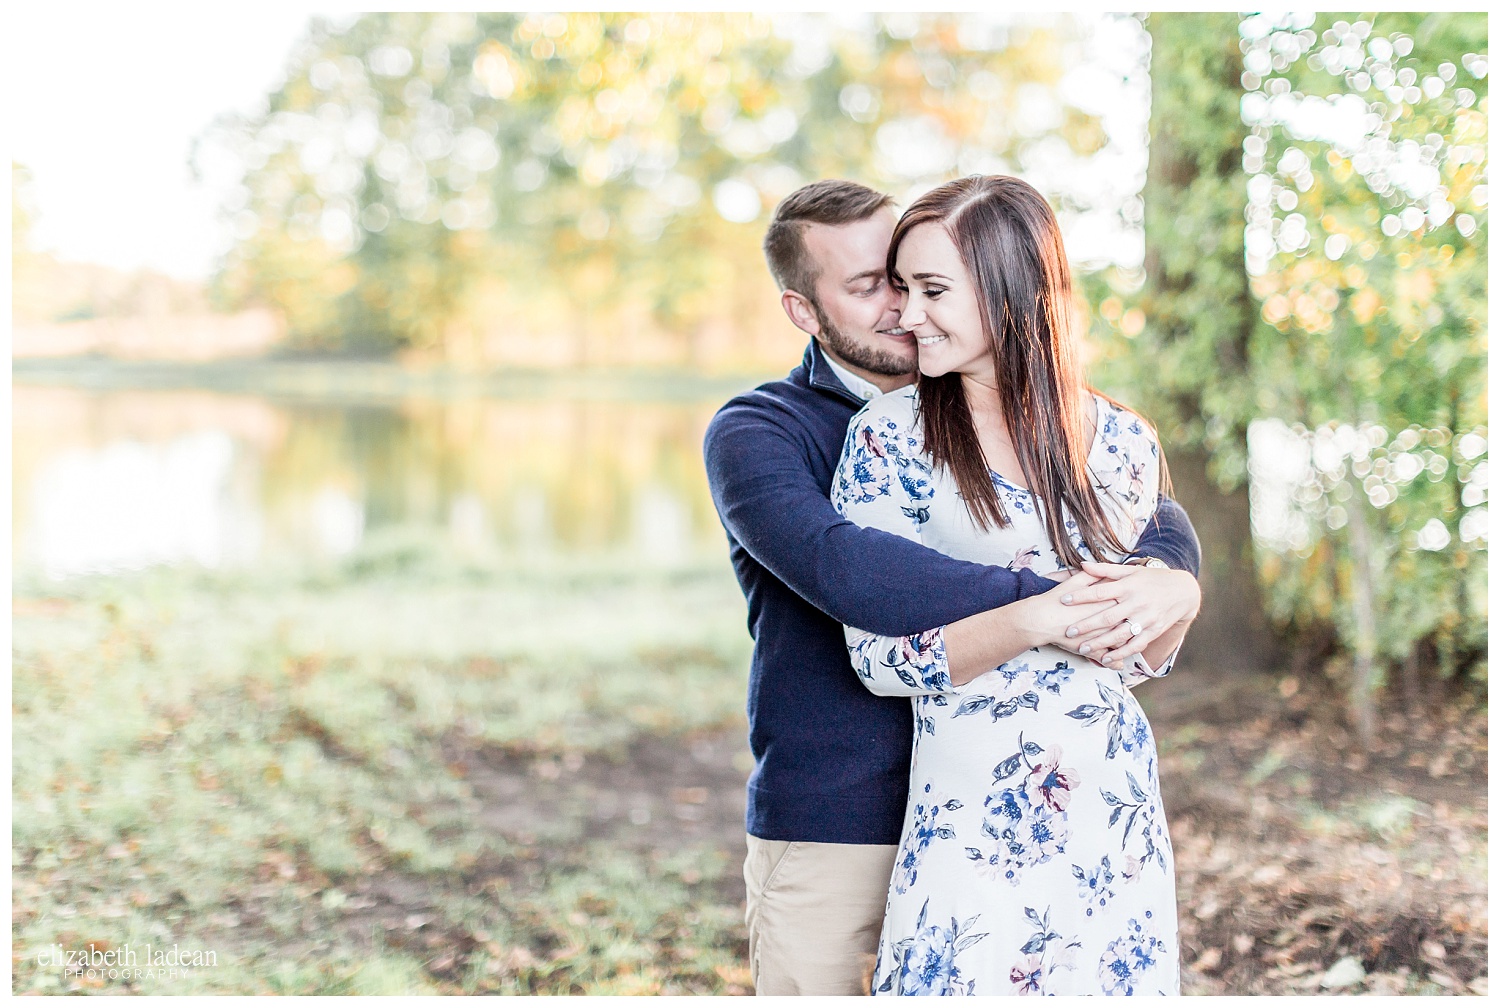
left=780, top=289, right=820, bottom=338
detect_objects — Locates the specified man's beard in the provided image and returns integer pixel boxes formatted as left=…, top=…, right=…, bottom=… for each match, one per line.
left=814, top=301, right=913, bottom=378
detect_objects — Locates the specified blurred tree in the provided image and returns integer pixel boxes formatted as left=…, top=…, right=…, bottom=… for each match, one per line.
left=1236, top=12, right=1487, bottom=741
left=1128, top=13, right=1284, bottom=677
left=206, top=13, right=1115, bottom=366
left=1110, top=13, right=1486, bottom=741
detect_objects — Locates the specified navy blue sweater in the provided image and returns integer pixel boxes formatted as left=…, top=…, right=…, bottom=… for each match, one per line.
left=703, top=342, right=1202, bottom=844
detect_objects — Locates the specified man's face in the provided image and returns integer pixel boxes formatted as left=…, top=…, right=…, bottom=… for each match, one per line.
left=800, top=209, right=917, bottom=379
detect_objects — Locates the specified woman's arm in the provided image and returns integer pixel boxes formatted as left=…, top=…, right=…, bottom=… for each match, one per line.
left=847, top=576, right=1119, bottom=694
left=831, top=408, right=960, bottom=696
left=943, top=573, right=1116, bottom=684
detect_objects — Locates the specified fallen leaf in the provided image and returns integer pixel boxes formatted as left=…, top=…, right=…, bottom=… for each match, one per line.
left=1320, top=956, right=1366, bottom=989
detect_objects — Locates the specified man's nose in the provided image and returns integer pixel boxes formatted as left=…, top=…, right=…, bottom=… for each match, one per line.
left=899, top=297, right=926, bottom=332
left=884, top=280, right=904, bottom=316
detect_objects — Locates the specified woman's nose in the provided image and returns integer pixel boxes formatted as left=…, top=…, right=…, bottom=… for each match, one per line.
left=899, top=299, right=926, bottom=332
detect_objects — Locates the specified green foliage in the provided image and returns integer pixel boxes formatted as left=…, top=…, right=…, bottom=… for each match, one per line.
left=1094, top=13, right=1262, bottom=479
left=1098, top=13, right=1487, bottom=694
left=1236, top=13, right=1487, bottom=681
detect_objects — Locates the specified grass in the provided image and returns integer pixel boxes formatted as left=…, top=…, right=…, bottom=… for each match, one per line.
left=12, top=530, right=755, bottom=995
left=13, top=527, right=1487, bottom=995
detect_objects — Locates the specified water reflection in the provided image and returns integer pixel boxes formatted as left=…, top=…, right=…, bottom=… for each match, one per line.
left=29, top=430, right=262, bottom=575
left=13, top=385, right=730, bottom=578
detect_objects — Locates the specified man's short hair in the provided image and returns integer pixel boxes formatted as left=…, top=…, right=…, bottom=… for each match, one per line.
left=762, top=180, right=893, bottom=300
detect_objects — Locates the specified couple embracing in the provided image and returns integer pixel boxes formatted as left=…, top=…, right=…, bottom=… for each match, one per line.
left=703, top=176, right=1204, bottom=997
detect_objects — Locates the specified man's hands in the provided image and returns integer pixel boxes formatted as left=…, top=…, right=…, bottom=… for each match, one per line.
left=1058, top=561, right=1201, bottom=667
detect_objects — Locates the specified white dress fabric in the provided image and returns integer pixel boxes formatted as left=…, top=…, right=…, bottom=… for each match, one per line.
left=831, top=386, right=1180, bottom=997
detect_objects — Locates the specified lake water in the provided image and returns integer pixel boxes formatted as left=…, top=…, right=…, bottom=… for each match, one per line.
left=12, top=381, right=752, bottom=579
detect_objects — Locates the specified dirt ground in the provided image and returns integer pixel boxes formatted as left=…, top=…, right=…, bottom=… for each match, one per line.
left=414, top=667, right=1488, bottom=996
left=1138, top=668, right=1487, bottom=995
left=163, top=667, right=1483, bottom=995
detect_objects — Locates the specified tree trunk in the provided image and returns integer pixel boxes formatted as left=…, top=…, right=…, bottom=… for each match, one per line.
left=1143, top=13, right=1284, bottom=676
left=1169, top=447, right=1281, bottom=673
left=1343, top=485, right=1381, bottom=747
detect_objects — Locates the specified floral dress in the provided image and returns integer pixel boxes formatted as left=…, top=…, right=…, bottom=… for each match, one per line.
left=831, top=386, right=1179, bottom=997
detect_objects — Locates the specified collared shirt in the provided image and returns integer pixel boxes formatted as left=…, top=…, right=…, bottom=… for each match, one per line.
left=819, top=348, right=891, bottom=402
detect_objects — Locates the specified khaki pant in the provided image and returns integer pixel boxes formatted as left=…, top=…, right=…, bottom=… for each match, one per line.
left=743, top=835, right=898, bottom=996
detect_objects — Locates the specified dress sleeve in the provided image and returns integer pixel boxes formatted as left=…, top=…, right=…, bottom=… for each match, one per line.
left=1121, top=650, right=1175, bottom=688
left=832, top=407, right=955, bottom=697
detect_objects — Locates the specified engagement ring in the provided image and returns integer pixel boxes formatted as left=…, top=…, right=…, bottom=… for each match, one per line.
left=1125, top=618, right=1143, bottom=637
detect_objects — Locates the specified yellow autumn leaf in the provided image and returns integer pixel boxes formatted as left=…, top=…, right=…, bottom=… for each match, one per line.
left=1350, top=286, right=1381, bottom=324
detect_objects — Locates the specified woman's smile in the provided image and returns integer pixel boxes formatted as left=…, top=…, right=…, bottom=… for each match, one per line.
left=892, top=223, right=993, bottom=382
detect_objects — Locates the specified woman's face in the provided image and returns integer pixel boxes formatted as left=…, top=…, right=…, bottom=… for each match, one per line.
left=892, top=223, right=993, bottom=383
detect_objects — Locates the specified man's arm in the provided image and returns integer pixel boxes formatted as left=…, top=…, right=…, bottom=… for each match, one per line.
left=1129, top=497, right=1201, bottom=576
left=704, top=398, right=1055, bottom=638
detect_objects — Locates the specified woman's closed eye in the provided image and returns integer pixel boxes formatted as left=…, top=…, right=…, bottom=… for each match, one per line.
left=921, top=286, right=947, bottom=299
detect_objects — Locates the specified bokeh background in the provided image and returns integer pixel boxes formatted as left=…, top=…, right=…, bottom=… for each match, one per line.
left=11, top=11, right=1487, bottom=996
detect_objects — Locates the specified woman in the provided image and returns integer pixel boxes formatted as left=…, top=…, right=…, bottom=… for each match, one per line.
left=831, top=176, right=1197, bottom=996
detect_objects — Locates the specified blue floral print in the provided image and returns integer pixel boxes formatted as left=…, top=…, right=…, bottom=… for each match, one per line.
left=1073, top=856, right=1118, bottom=915
left=990, top=470, right=1036, bottom=515
left=1064, top=679, right=1156, bottom=759
left=835, top=415, right=936, bottom=525
left=1034, top=660, right=1077, bottom=695
left=1098, top=918, right=1171, bottom=995
left=894, top=782, right=963, bottom=894
left=1008, top=907, right=1084, bottom=994
left=874, top=899, right=988, bottom=996
left=849, top=627, right=951, bottom=695
left=963, top=737, right=1078, bottom=885
left=832, top=387, right=1179, bottom=995
left=1100, top=756, right=1171, bottom=872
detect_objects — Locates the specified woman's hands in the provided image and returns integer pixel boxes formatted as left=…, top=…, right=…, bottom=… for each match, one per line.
left=943, top=570, right=1111, bottom=685
left=944, top=565, right=1199, bottom=685
left=1058, top=561, right=1201, bottom=667
left=1008, top=571, right=1115, bottom=653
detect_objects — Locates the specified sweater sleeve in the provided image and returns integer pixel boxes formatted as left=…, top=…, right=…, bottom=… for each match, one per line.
left=703, top=394, right=1055, bottom=639
left=1130, top=497, right=1201, bottom=577
left=830, top=407, right=957, bottom=697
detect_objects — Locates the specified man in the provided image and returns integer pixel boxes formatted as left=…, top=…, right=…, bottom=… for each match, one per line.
left=702, top=180, right=1201, bottom=995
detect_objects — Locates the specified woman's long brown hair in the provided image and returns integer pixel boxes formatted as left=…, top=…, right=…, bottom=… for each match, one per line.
left=889, top=175, right=1160, bottom=568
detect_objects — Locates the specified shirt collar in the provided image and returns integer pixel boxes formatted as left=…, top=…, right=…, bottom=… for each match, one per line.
left=818, top=348, right=886, bottom=402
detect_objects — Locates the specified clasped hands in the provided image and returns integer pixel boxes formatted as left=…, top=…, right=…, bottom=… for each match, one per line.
left=1034, top=561, right=1201, bottom=670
